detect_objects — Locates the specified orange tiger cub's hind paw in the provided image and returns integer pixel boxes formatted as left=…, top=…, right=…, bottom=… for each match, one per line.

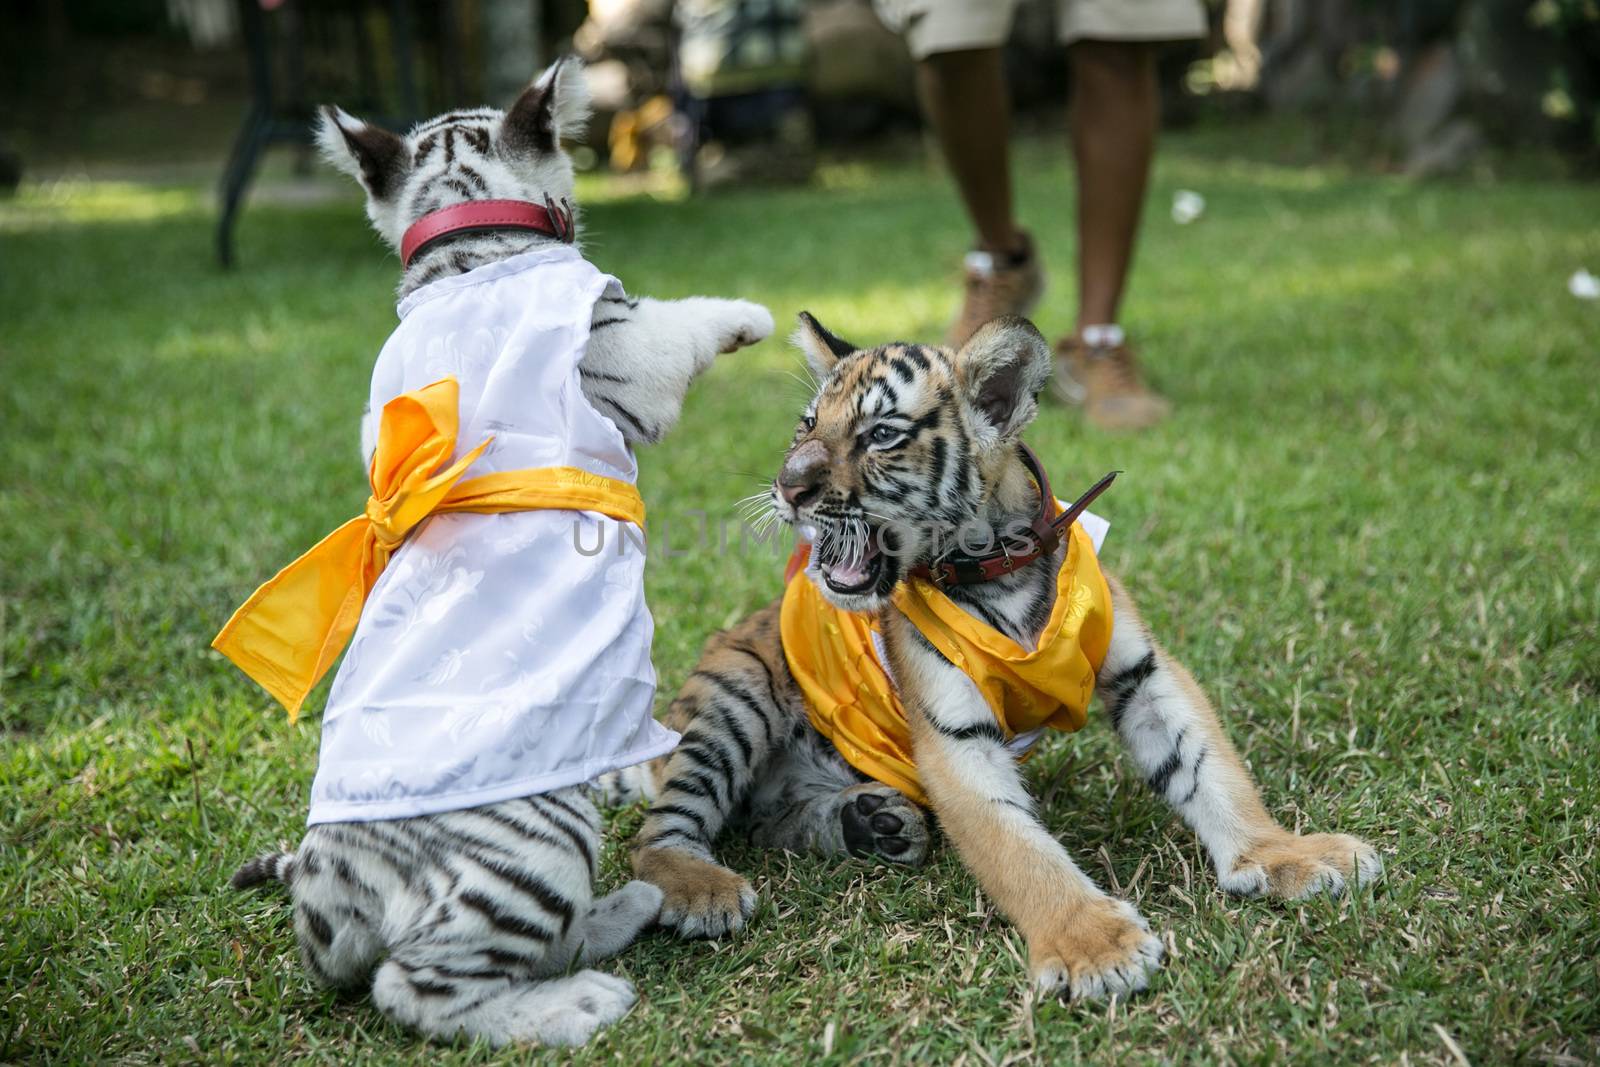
left=840, top=785, right=930, bottom=866
left=632, top=846, right=757, bottom=939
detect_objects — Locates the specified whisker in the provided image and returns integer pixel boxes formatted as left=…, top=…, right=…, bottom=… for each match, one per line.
left=793, top=357, right=819, bottom=388
left=784, top=369, right=818, bottom=395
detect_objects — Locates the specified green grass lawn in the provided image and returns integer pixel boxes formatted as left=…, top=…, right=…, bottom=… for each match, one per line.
left=2, top=126, right=1597, bottom=1065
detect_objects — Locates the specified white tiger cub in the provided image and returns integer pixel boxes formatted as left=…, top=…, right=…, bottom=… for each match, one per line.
left=228, top=58, right=773, bottom=1047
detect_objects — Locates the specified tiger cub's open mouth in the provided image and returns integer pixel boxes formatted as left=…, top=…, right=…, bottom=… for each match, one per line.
left=805, top=520, right=886, bottom=595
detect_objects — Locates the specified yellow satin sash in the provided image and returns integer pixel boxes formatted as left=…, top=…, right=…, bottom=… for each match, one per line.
left=212, top=376, right=644, bottom=722
left=780, top=519, right=1113, bottom=806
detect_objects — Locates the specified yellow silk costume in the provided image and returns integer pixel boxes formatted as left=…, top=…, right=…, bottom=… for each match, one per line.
left=780, top=519, right=1112, bottom=806
left=212, top=376, right=645, bottom=722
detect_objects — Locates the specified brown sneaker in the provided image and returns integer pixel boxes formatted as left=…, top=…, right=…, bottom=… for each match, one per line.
left=945, top=232, right=1046, bottom=348
left=1051, top=334, right=1172, bottom=431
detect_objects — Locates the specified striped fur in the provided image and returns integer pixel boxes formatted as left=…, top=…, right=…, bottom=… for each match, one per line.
left=232, top=57, right=772, bottom=1048
left=235, top=790, right=660, bottom=1045
left=621, top=314, right=1381, bottom=1002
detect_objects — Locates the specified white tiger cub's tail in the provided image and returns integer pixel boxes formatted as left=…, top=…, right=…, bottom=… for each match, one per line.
left=231, top=851, right=295, bottom=889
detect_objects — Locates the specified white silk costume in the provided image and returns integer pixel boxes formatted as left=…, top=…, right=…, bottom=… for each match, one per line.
left=307, top=246, right=679, bottom=825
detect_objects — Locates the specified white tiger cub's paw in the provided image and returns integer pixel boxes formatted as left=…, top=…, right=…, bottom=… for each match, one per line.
left=513, top=970, right=638, bottom=1047
left=708, top=299, right=775, bottom=354
left=588, top=764, right=657, bottom=808
left=569, top=880, right=664, bottom=965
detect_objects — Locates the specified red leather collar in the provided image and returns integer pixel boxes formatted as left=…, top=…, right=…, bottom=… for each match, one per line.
left=399, top=196, right=574, bottom=268
left=910, top=447, right=1117, bottom=588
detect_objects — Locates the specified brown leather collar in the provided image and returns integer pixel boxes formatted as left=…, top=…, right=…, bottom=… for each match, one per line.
left=909, top=445, right=1117, bottom=588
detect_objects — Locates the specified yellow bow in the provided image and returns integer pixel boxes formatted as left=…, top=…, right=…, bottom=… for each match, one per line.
left=212, top=376, right=645, bottom=722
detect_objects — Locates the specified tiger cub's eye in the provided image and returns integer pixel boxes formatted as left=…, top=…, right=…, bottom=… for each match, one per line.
left=868, top=425, right=904, bottom=447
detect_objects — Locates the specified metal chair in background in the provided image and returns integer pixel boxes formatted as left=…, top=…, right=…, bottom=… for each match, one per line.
left=216, top=0, right=467, bottom=267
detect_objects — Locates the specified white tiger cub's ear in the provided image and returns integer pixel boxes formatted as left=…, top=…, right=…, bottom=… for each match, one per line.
left=316, top=106, right=408, bottom=200
left=954, top=316, right=1051, bottom=448
left=792, top=311, right=856, bottom=378
left=503, top=55, right=593, bottom=154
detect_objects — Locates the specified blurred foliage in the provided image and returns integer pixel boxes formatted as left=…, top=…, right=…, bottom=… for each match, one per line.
left=1528, top=0, right=1600, bottom=150
left=62, top=0, right=173, bottom=37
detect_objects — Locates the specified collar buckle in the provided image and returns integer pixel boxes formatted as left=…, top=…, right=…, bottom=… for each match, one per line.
left=906, top=455, right=1118, bottom=589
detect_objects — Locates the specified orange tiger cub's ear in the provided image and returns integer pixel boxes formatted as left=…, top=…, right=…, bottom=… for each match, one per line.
left=791, top=311, right=856, bottom=378
left=954, top=316, right=1050, bottom=449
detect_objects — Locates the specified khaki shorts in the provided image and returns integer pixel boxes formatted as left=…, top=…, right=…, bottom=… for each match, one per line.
left=877, top=0, right=1207, bottom=60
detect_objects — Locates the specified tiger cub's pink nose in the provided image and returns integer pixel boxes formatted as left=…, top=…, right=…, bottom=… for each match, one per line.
left=778, top=439, right=829, bottom=508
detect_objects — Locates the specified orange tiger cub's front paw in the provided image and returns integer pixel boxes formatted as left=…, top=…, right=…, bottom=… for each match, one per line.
left=1027, top=896, right=1165, bottom=1002
left=632, top=846, right=757, bottom=940
left=1224, top=831, right=1382, bottom=900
